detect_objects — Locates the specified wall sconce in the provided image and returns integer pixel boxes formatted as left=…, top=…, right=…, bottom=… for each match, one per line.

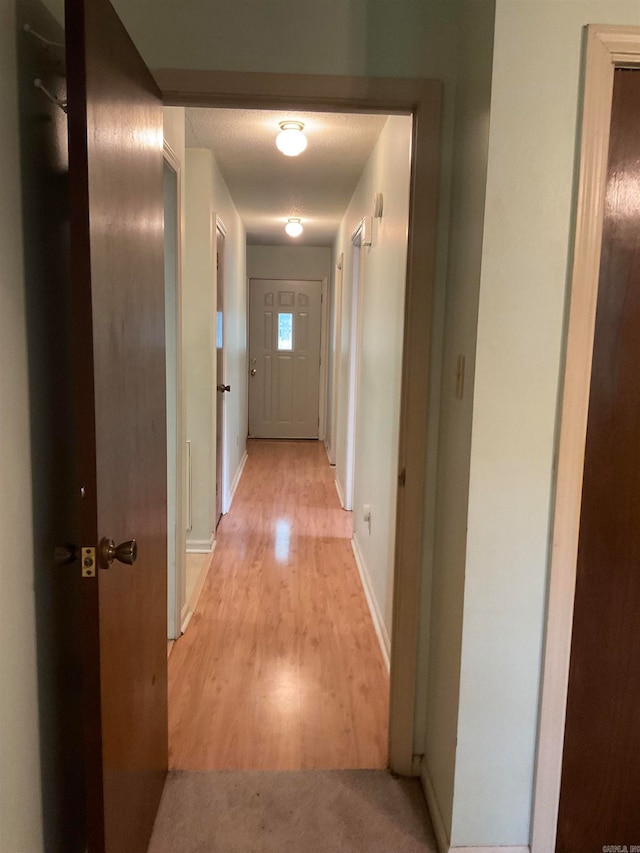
left=285, top=218, right=303, bottom=237
left=276, top=121, right=308, bottom=157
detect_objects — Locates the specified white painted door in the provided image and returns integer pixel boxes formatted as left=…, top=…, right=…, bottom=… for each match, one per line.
left=249, top=279, right=322, bottom=439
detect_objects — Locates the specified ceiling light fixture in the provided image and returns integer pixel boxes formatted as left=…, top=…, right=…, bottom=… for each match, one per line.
left=285, top=218, right=303, bottom=238
left=276, top=121, right=308, bottom=157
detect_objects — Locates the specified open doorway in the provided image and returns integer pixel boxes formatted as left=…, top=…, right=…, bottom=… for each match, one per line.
left=164, top=104, right=413, bottom=771
left=160, top=72, right=441, bottom=778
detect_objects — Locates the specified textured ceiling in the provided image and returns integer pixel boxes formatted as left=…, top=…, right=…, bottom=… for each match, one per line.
left=185, top=108, right=389, bottom=247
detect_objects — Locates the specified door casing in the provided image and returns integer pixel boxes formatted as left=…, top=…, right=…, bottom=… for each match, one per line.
left=157, top=69, right=443, bottom=775
left=531, top=25, right=640, bottom=853
left=326, top=254, right=344, bottom=465
left=215, top=216, right=226, bottom=522
left=164, top=140, right=187, bottom=642
left=343, top=221, right=365, bottom=512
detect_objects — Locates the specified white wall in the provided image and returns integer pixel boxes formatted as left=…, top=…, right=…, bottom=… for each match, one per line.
left=0, top=2, right=44, bottom=849
left=451, top=0, right=640, bottom=846
left=333, top=115, right=413, bottom=653
left=246, top=245, right=331, bottom=282
left=420, top=0, right=495, bottom=840
left=111, top=0, right=445, bottom=79
left=184, top=149, right=216, bottom=550
left=211, top=156, right=248, bottom=501
left=182, top=143, right=248, bottom=544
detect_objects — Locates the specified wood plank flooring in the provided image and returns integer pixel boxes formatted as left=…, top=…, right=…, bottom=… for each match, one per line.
left=168, top=440, right=389, bottom=770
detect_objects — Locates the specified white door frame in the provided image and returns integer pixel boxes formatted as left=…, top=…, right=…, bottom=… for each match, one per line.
left=531, top=25, right=640, bottom=852
left=158, top=69, right=442, bottom=775
left=163, top=140, right=187, bottom=641
left=214, top=214, right=230, bottom=514
left=318, top=276, right=330, bottom=442
left=344, top=222, right=365, bottom=511
left=326, top=254, right=344, bottom=465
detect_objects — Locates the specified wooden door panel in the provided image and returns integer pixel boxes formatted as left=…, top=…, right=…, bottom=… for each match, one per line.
left=556, top=68, right=640, bottom=851
left=66, top=0, right=167, bottom=850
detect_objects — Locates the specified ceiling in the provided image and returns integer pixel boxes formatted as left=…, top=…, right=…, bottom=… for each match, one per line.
left=185, top=108, right=389, bottom=247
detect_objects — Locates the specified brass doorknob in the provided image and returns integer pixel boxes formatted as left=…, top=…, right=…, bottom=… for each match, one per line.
left=99, top=537, right=137, bottom=569
left=217, top=384, right=231, bottom=392
left=250, top=369, right=257, bottom=376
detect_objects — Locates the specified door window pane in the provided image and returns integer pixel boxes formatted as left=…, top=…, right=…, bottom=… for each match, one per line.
left=278, top=312, right=293, bottom=351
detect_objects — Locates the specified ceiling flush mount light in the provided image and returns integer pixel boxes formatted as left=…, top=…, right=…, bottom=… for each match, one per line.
left=276, top=121, right=308, bottom=157
left=285, top=218, right=303, bottom=238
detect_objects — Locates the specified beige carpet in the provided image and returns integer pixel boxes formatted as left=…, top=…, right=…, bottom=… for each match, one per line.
left=147, top=770, right=438, bottom=852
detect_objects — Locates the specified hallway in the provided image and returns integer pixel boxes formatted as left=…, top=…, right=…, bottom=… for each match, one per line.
left=168, top=440, right=390, bottom=770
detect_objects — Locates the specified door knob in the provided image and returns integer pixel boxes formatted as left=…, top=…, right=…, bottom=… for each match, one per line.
left=217, top=384, right=231, bottom=392
left=250, top=369, right=257, bottom=376
left=99, top=537, right=137, bottom=569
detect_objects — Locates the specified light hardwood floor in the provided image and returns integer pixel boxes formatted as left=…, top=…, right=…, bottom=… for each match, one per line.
left=168, top=439, right=390, bottom=770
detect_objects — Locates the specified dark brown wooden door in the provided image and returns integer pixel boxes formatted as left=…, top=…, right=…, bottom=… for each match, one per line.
left=556, top=68, right=640, bottom=852
left=66, top=0, right=168, bottom=850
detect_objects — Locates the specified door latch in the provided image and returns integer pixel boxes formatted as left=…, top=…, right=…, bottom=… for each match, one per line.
left=54, top=544, right=96, bottom=577
left=81, top=547, right=96, bottom=578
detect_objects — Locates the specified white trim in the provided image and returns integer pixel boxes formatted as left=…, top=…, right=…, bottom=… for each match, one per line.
left=214, top=217, right=228, bottom=522
left=334, top=474, right=346, bottom=509
left=215, top=213, right=227, bottom=237
left=181, top=542, right=216, bottom=635
left=324, top=439, right=335, bottom=467
left=327, top=255, right=343, bottom=466
left=318, top=276, right=330, bottom=441
left=344, top=224, right=365, bottom=511
left=186, top=534, right=215, bottom=554
left=351, top=534, right=390, bottom=671
left=420, top=759, right=451, bottom=853
left=451, top=848, right=528, bottom=853
left=225, top=449, right=248, bottom=513
left=163, top=140, right=187, bottom=642
left=531, top=25, right=640, bottom=853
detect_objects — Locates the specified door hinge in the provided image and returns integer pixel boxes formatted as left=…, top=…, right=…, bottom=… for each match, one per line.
left=81, top=546, right=96, bottom=578
left=398, top=468, right=406, bottom=487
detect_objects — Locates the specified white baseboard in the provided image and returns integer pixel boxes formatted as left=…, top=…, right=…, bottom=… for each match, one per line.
left=324, top=440, right=336, bottom=466
left=181, top=542, right=216, bottom=635
left=334, top=475, right=346, bottom=509
left=450, top=847, right=529, bottom=852
left=351, top=534, right=390, bottom=671
left=225, top=450, right=248, bottom=513
left=186, top=534, right=214, bottom=554
left=419, top=760, right=529, bottom=853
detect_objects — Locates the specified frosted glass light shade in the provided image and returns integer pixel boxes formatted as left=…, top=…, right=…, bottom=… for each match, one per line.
left=276, top=121, right=307, bottom=157
left=285, top=218, right=303, bottom=237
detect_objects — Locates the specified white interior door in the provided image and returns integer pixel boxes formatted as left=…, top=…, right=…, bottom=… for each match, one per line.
left=215, top=225, right=226, bottom=526
left=249, top=278, right=322, bottom=439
